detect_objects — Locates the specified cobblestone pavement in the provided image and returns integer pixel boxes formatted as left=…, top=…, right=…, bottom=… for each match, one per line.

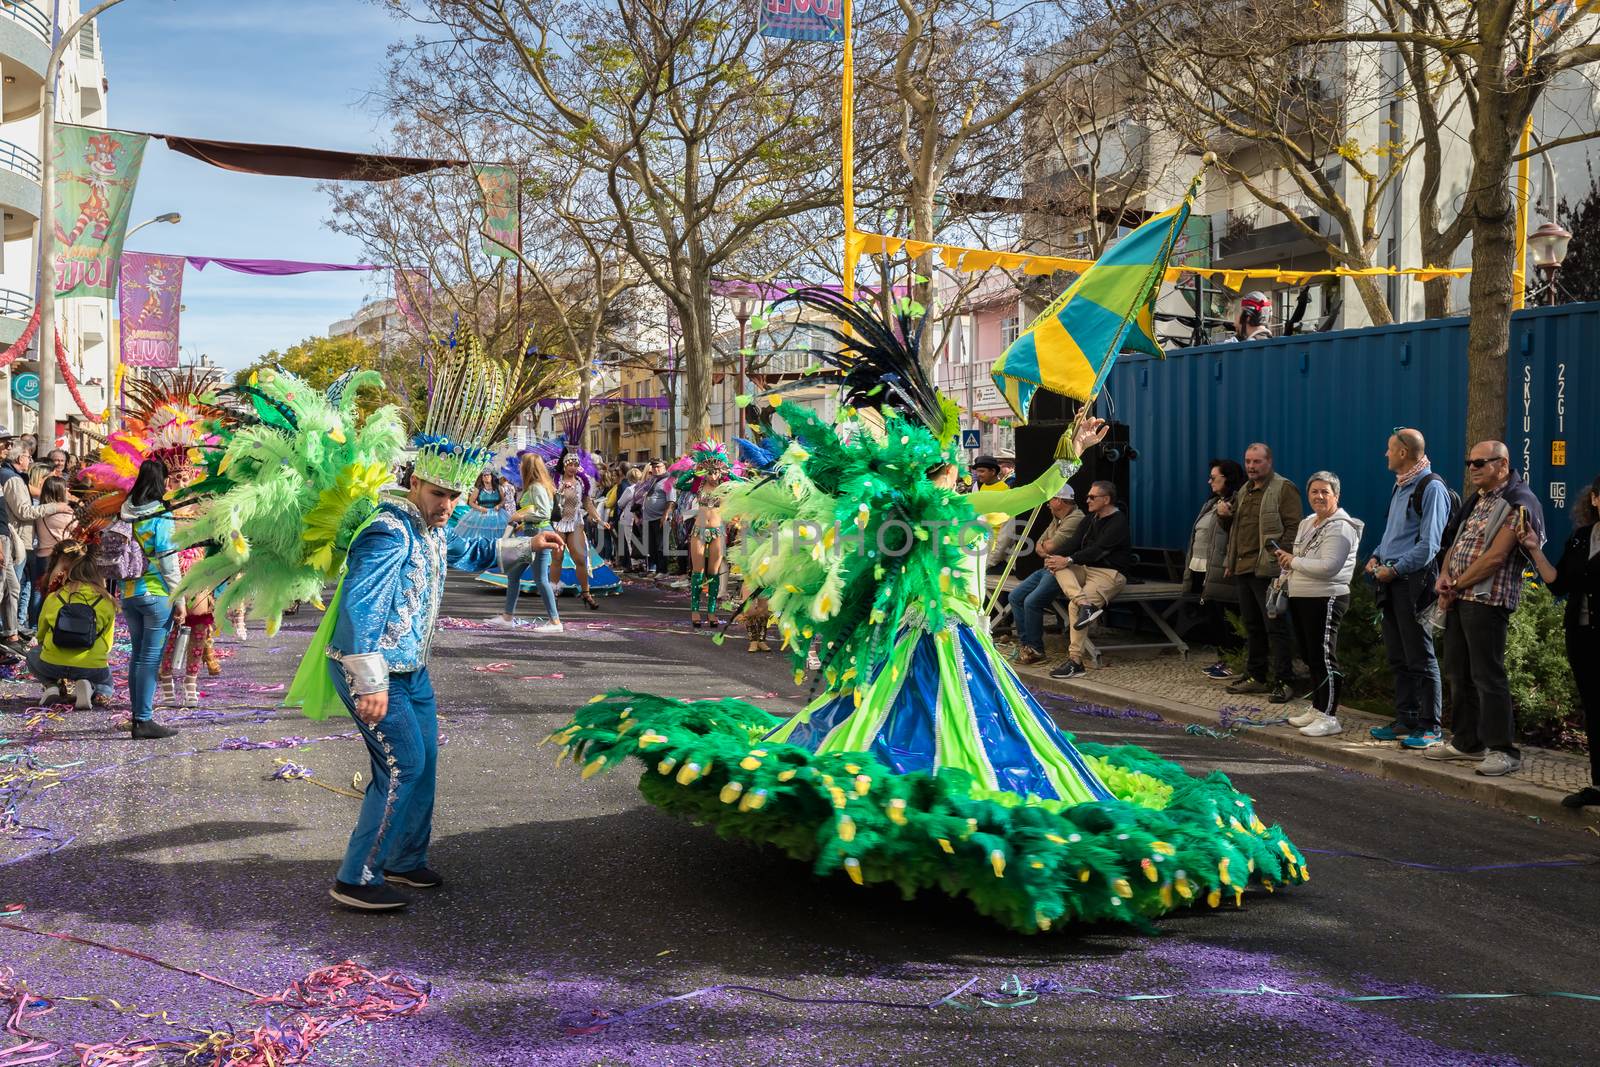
left=1004, top=626, right=1595, bottom=813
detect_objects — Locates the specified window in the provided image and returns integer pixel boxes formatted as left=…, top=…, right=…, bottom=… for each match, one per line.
left=1000, top=317, right=1020, bottom=349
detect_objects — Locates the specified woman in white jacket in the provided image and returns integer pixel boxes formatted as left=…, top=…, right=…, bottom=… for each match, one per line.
left=1273, top=471, right=1364, bottom=738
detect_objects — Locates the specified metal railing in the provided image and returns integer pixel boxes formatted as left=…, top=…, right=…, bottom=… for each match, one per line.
left=0, top=1, right=49, bottom=40
left=0, top=138, right=40, bottom=182
left=0, top=286, right=33, bottom=318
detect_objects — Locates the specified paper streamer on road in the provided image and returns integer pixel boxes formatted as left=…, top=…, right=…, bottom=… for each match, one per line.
left=558, top=971, right=1600, bottom=1035
left=0, top=920, right=430, bottom=1066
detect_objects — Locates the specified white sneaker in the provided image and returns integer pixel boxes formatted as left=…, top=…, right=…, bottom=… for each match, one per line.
left=1287, top=705, right=1319, bottom=728
left=1475, top=751, right=1522, bottom=776
left=1299, top=714, right=1343, bottom=737
left=39, top=685, right=62, bottom=705
left=530, top=621, right=565, bottom=634
left=486, top=615, right=521, bottom=630
left=1424, top=741, right=1485, bottom=762
left=74, top=679, right=93, bottom=710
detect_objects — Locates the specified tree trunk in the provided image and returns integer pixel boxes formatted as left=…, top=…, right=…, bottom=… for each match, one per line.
left=1422, top=276, right=1452, bottom=319
left=1349, top=275, right=1396, bottom=326
left=680, top=274, right=714, bottom=443
left=1462, top=95, right=1520, bottom=452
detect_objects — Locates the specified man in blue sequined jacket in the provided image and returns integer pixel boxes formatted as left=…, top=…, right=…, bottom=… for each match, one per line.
left=327, top=475, right=560, bottom=911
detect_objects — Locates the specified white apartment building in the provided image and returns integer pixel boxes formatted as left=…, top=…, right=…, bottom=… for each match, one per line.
left=0, top=1, right=110, bottom=441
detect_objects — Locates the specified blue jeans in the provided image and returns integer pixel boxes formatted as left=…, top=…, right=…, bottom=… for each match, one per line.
left=122, top=594, right=173, bottom=722
left=26, top=646, right=114, bottom=697
left=1012, top=569, right=1064, bottom=652
left=13, top=560, right=26, bottom=633
left=504, top=547, right=559, bottom=620
left=332, top=664, right=438, bottom=886
left=25, top=555, right=48, bottom=630
left=1379, top=573, right=1441, bottom=731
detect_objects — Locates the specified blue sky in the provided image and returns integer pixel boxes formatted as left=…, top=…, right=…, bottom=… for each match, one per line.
left=102, top=0, right=407, bottom=369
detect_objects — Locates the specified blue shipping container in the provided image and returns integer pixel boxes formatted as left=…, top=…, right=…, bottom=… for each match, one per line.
left=1103, top=302, right=1600, bottom=554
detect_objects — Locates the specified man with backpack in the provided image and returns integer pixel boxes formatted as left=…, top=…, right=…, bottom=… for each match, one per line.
left=1366, top=428, right=1455, bottom=748
left=0, top=434, right=73, bottom=649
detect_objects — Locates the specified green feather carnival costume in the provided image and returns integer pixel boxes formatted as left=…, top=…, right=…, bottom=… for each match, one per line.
left=553, top=289, right=1306, bottom=932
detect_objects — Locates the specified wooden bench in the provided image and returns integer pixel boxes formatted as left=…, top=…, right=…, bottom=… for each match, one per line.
left=987, top=574, right=1191, bottom=666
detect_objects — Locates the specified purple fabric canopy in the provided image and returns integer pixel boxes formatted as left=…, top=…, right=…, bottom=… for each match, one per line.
left=184, top=256, right=385, bottom=275
left=537, top=395, right=670, bottom=409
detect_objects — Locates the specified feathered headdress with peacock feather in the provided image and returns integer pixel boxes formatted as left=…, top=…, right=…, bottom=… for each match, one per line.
left=414, top=330, right=572, bottom=493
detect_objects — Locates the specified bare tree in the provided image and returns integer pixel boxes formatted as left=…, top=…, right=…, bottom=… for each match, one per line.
left=854, top=0, right=1165, bottom=349
left=1276, top=0, right=1600, bottom=445
left=371, top=0, right=845, bottom=441
left=1129, top=0, right=1417, bottom=325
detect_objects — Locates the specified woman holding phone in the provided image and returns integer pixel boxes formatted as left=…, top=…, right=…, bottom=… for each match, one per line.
left=1273, top=472, right=1363, bottom=738
left=1519, top=474, right=1600, bottom=807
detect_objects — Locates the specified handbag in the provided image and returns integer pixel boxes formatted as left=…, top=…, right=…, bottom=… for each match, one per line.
left=1265, top=576, right=1290, bottom=619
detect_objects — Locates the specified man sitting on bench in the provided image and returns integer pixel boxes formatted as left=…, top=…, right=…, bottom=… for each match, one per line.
left=1010, top=483, right=1085, bottom=667
left=1048, top=480, right=1132, bottom=679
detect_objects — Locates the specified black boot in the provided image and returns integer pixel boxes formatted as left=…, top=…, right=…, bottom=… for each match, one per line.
left=131, top=719, right=178, bottom=740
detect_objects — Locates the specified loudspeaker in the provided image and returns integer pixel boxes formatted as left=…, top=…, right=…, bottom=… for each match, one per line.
left=1008, top=420, right=1132, bottom=578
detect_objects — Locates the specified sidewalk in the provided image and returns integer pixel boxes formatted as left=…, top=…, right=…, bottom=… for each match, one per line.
left=1011, top=637, right=1600, bottom=832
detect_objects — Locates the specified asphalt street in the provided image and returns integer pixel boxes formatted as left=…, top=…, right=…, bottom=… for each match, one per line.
left=3, top=574, right=1596, bottom=1066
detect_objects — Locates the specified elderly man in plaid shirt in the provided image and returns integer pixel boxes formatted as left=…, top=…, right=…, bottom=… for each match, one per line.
left=1427, top=440, right=1546, bottom=776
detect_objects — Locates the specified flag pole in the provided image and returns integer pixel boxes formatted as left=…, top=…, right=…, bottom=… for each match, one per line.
left=982, top=410, right=1089, bottom=619
left=841, top=0, right=857, bottom=302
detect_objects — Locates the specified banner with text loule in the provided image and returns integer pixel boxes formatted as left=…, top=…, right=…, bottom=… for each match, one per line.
left=52, top=126, right=148, bottom=299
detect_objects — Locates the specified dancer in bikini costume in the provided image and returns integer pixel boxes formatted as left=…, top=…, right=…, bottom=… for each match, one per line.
left=551, top=289, right=1307, bottom=932
left=668, top=441, right=742, bottom=628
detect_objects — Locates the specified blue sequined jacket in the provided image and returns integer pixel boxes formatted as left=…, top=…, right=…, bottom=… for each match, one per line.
left=329, top=499, right=500, bottom=693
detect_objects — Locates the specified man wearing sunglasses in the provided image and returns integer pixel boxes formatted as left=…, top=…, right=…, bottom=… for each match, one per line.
left=1426, top=441, right=1546, bottom=776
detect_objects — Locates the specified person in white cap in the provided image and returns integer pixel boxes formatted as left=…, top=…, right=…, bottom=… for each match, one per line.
left=1008, top=482, right=1086, bottom=666
left=1225, top=291, right=1274, bottom=342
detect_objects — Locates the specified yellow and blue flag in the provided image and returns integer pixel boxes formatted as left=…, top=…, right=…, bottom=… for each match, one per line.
left=992, top=175, right=1199, bottom=422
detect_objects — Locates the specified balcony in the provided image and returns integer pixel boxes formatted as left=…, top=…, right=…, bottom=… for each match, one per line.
left=0, top=138, right=42, bottom=239
left=1215, top=213, right=1329, bottom=270
left=0, top=285, right=32, bottom=347
left=0, top=2, right=49, bottom=122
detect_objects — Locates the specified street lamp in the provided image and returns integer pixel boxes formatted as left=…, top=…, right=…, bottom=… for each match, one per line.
left=1527, top=222, right=1573, bottom=306
left=724, top=282, right=762, bottom=437
left=126, top=212, right=182, bottom=240
left=34, top=0, right=135, bottom=457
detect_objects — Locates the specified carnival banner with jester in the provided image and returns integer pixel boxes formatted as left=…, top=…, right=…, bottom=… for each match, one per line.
left=52, top=125, right=148, bottom=299
left=118, top=252, right=184, bottom=368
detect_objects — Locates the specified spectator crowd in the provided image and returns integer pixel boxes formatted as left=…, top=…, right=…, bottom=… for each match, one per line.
left=998, top=427, right=1600, bottom=808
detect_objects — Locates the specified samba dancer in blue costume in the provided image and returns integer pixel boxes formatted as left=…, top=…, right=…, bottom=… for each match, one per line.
left=322, top=353, right=563, bottom=910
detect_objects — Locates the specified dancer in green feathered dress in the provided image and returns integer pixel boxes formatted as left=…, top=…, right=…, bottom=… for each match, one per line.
left=553, top=289, right=1307, bottom=932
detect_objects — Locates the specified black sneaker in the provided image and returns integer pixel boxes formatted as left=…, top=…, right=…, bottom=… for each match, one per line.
left=1074, top=605, right=1103, bottom=631
left=330, top=881, right=409, bottom=910
left=1561, top=786, right=1600, bottom=809
left=1050, top=659, right=1086, bottom=679
left=131, top=719, right=178, bottom=739
left=384, top=866, right=444, bottom=889
left=1269, top=682, right=1293, bottom=704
